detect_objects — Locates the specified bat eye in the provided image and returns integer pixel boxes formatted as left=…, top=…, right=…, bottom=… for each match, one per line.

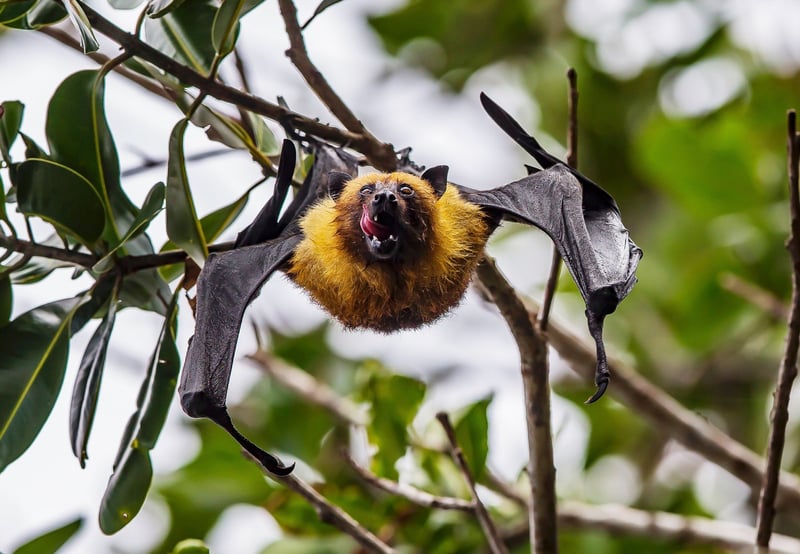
left=359, top=184, right=374, bottom=195
left=398, top=185, right=414, bottom=197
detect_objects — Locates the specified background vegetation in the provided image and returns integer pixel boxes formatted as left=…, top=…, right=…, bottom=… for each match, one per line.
left=1, top=0, right=799, bottom=553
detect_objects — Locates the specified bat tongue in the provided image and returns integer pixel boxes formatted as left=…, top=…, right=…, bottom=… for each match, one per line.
left=360, top=208, right=392, bottom=240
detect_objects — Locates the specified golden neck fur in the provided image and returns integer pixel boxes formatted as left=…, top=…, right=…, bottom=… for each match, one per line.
left=288, top=173, right=490, bottom=332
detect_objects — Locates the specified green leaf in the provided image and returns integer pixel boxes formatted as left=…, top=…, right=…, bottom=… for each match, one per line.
left=261, top=535, right=358, bottom=554
left=147, top=0, right=189, bottom=18
left=166, top=119, right=207, bottom=265
left=171, top=539, right=210, bottom=554
left=0, top=1, right=66, bottom=29
left=159, top=184, right=252, bottom=281
left=71, top=275, right=116, bottom=334
left=99, top=292, right=180, bottom=533
left=301, top=0, right=344, bottom=30
left=60, top=0, right=99, bottom=52
left=360, top=367, right=426, bottom=479
left=0, top=274, right=12, bottom=328
left=453, top=395, right=491, bottom=482
left=70, top=282, right=119, bottom=467
left=93, top=182, right=165, bottom=273
left=46, top=70, right=137, bottom=246
left=0, top=297, right=82, bottom=472
left=211, top=0, right=245, bottom=57
left=109, top=0, right=145, bottom=8
left=12, top=517, right=83, bottom=554
left=99, top=446, right=153, bottom=534
left=0, top=100, right=24, bottom=165
left=16, top=158, right=106, bottom=247
left=245, top=111, right=281, bottom=157
left=143, top=0, right=217, bottom=74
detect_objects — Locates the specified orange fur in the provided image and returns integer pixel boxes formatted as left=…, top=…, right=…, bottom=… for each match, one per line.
left=288, top=173, right=491, bottom=332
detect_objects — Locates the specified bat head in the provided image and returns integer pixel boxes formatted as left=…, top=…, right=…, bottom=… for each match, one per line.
left=329, top=166, right=448, bottom=262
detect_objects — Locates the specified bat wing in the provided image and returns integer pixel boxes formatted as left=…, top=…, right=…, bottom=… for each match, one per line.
left=468, top=93, right=642, bottom=402
left=180, top=236, right=302, bottom=474
left=180, top=139, right=358, bottom=475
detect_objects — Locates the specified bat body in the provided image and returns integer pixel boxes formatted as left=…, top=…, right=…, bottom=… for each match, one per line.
left=180, top=95, right=642, bottom=475
left=289, top=171, right=490, bottom=331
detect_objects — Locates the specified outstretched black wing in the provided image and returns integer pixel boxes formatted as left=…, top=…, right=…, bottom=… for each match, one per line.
left=465, top=94, right=642, bottom=402
left=179, top=140, right=358, bottom=474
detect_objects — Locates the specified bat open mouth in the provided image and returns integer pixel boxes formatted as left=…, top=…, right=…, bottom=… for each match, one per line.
left=360, top=206, right=399, bottom=259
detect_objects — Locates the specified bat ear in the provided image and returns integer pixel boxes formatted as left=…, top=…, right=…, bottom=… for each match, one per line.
left=421, top=165, right=448, bottom=198
left=328, top=171, right=352, bottom=200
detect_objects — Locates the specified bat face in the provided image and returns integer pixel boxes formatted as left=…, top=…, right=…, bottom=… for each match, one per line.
left=288, top=172, right=491, bottom=332
left=341, top=173, right=439, bottom=262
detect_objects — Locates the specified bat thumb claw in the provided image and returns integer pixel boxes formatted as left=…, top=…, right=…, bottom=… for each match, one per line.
left=585, top=378, right=608, bottom=404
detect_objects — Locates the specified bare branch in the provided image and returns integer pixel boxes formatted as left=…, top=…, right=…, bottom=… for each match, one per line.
left=76, top=3, right=397, bottom=170
left=756, top=110, right=800, bottom=546
left=247, top=454, right=395, bottom=554
left=523, top=296, right=800, bottom=511
left=436, top=411, right=509, bottom=554
left=343, top=451, right=475, bottom=512
left=277, top=0, right=369, bottom=136
left=539, top=67, right=578, bottom=331
left=499, top=501, right=800, bottom=554
left=720, top=272, right=789, bottom=321
left=37, top=24, right=173, bottom=102
left=247, top=351, right=368, bottom=427
left=475, top=256, right=558, bottom=553
left=0, top=234, right=97, bottom=268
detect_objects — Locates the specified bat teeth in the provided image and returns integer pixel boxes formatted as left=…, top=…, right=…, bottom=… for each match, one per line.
left=389, top=234, right=397, bottom=241
left=373, top=215, right=379, bottom=222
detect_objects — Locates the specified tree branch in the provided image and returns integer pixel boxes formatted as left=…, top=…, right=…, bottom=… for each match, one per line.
left=719, top=272, right=788, bottom=321
left=499, top=502, right=800, bottom=554
left=522, top=296, right=800, bottom=511
left=247, top=351, right=368, bottom=427
left=343, top=451, right=475, bottom=512
left=250, top=458, right=395, bottom=554
left=277, top=0, right=370, bottom=137
left=475, top=256, right=558, bottom=553
left=756, top=109, right=800, bottom=546
left=539, top=67, right=578, bottom=331
left=436, top=411, right=509, bottom=554
left=76, top=3, right=398, bottom=170
left=0, top=235, right=97, bottom=268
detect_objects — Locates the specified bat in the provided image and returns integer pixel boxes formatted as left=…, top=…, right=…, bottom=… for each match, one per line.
left=179, top=94, right=642, bottom=475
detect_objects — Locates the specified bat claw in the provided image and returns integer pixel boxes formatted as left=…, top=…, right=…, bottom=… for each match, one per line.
left=585, top=378, right=608, bottom=404
left=262, top=457, right=296, bottom=476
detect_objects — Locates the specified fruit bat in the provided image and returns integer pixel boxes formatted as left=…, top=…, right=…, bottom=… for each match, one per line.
left=179, top=94, right=642, bottom=475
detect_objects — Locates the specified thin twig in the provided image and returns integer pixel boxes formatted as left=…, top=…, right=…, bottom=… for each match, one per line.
left=436, top=412, right=509, bottom=554
left=719, top=272, right=789, bottom=321
left=246, top=453, right=395, bottom=554
left=0, top=235, right=97, bottom=268
left=756, top=110, right=800, bottom=546
left=276, top=0, right=370, bottom=136
left=539, top=67, right=578, bottom=331
left=475, top=257, right=558, bottom=553
left=37, top=25, right=173, bottom=102
left=76, top=3, right=397, bottom=170
left=247, top=351, right=368, bottom=427
left=343, top=451, right=475, bottom=512
left=521, top=296, right=800, bottom=511
left=497, top=502, right=800, bottom=554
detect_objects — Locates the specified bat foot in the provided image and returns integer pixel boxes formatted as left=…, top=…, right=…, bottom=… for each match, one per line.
left=259, top=455, right=296, bottom=476
left=584, top=378, right=608, bottom=404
